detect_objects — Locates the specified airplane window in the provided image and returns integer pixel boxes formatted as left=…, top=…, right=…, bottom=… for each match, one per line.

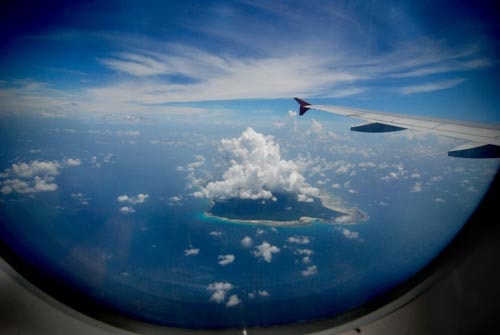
left=0, top=1, right=498, bottom=333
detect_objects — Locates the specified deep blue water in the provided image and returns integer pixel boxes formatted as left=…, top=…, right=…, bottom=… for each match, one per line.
left=0, top=116, right=497, bottom=328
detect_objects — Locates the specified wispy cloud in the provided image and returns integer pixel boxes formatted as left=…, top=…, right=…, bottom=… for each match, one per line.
left=0, top=2, right=493, bottom=116
left=100, top=53, right=169, bottom=76
left=400, top=78, right=465, bottom=95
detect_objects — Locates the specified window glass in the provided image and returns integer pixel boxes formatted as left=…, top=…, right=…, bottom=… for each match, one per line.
left=0, top=1, right=498, bottom=329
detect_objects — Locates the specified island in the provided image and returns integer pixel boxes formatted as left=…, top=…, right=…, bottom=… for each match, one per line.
left=205, top=192, right=368, bottom=226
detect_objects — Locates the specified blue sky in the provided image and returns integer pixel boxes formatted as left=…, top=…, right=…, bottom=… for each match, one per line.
left=0, top=0, right=499, bottom=121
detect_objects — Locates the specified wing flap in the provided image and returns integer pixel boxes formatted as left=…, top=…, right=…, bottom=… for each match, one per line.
left=351, top=122, right=406, bottom=133
left=449, top=142, right=500, bottom=158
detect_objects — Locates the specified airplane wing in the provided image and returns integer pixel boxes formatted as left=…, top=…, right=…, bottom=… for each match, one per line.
left=294, top=97, right=500, bottom=159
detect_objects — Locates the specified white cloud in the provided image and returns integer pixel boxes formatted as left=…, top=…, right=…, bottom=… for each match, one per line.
left=100, top=53, right=170, bottom=77
left=33, top=176, right=58, bottom=192
left=435, top=197, right=446, bottom=203
left=193, top=128, right=319, bottom=202
left=207, top=282, right=233, bottom=304
left=218, top=254, right=235, bottom=266
left=358, top=162, right=376, bottom=168
left=177, top=155, right=205, bottom=172
left=210, top=231, right=222, bottom=237
left=248, top=289, right=270, bottom=299
left=400, top=78, right=465, bottom=94
left=310, top=119, right=324, bottom=135
left=117, top=195, right=129, bottom=202
left=334, top=160, right=356, bottom=175
left=117, top=193, right=150, bottom=204
left=225, top=295, right=241, bottom=308
left=287, top=236, right=311, bottom=245
left=184, top=248, right=200, bottom=256
left=258, top=290, right=269, bottom=297
left=295, top=248, right=314, bottom=256
left=241, top=236, right=253, bottom=248
left=301, top=265, right=318, bottom=277
left=120, top=206, right=135, bottom=214
left=0, top=159, right=80, bottom=195
left=71, top=192, right=91, bottom=205
left=135, top=193, right=149, bottom=203
left=94, top=50, right=359, bottom=104
left=11, top=160, right=60, bottom=178
left=411, top=182, right=423, bottom=192
left=116, top=130, right=140, bottom=137
left=253, top=242, right=280, bottom=263
left=342, top=228, right=360, bottom=240
left=169, top=195, right=182, bottom=203
left=381, top=163, right=407, bottom=182
left=63, top=158, right=81, bottom=166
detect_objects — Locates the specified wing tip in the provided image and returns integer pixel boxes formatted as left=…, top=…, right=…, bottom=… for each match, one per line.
left=294, top=97, right=311, bottom=116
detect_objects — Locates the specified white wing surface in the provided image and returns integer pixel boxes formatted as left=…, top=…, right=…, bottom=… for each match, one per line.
left=294, top=98, right=500, bottom=159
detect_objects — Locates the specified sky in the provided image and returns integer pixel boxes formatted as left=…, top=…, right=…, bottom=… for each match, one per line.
left=0, top=0, right=499, bottom=121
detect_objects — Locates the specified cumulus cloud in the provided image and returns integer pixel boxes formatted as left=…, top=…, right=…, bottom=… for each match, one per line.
left=333, top=160, right=356, bottom=175
left=295, top=248, right=314, bottom=256
left=168, top=195, right=183, bottom=206
left=258, top=290, right=269, bottom=297
left=287, top=236, right=311, bottom=245
left=301, top=265, right=318, bottom=277
left=120, top=206, right=135, bottom=214
left=63, top=158, right=81, bottom=166
left=411, top=182, right=423, bottom=192
left=117, top=193, right=150, bottom=204
left=342, top=228, right=360, bottom=239
left=33, top=176, right=58, bottom=192
left=381, top=163, right=407, bottom=182
left=218, top=254, right=235, bottom=266
left=253, top=242, right=280, bottom=263
left=248, top=290, right=271, bottom=299
left=11, top=160, right=60, bottom=178
left=193, top=128, right=319, bottom=202
left=207, top=282, right=233, bottom=304
left=71, top=192, right=91, bottom=205
left=225, top=295, right=241, bottom=307
left=117, top=193, right=149, bottom=213
left=241, top=236, right=253, bottom=248
left=0, top=159, right=79, bottom=195
left=117, top=195, right=129, bottom=202
left=435, top=197, right=446, bottom=203
left=184, top=248, right=200, bottom=256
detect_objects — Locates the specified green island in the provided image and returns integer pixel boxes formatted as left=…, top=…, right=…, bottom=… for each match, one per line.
left=206, top=192, right=367, bottom=226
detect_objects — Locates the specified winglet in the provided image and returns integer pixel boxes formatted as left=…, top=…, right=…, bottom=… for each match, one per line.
left=294, top=97, right=311, bottom=116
